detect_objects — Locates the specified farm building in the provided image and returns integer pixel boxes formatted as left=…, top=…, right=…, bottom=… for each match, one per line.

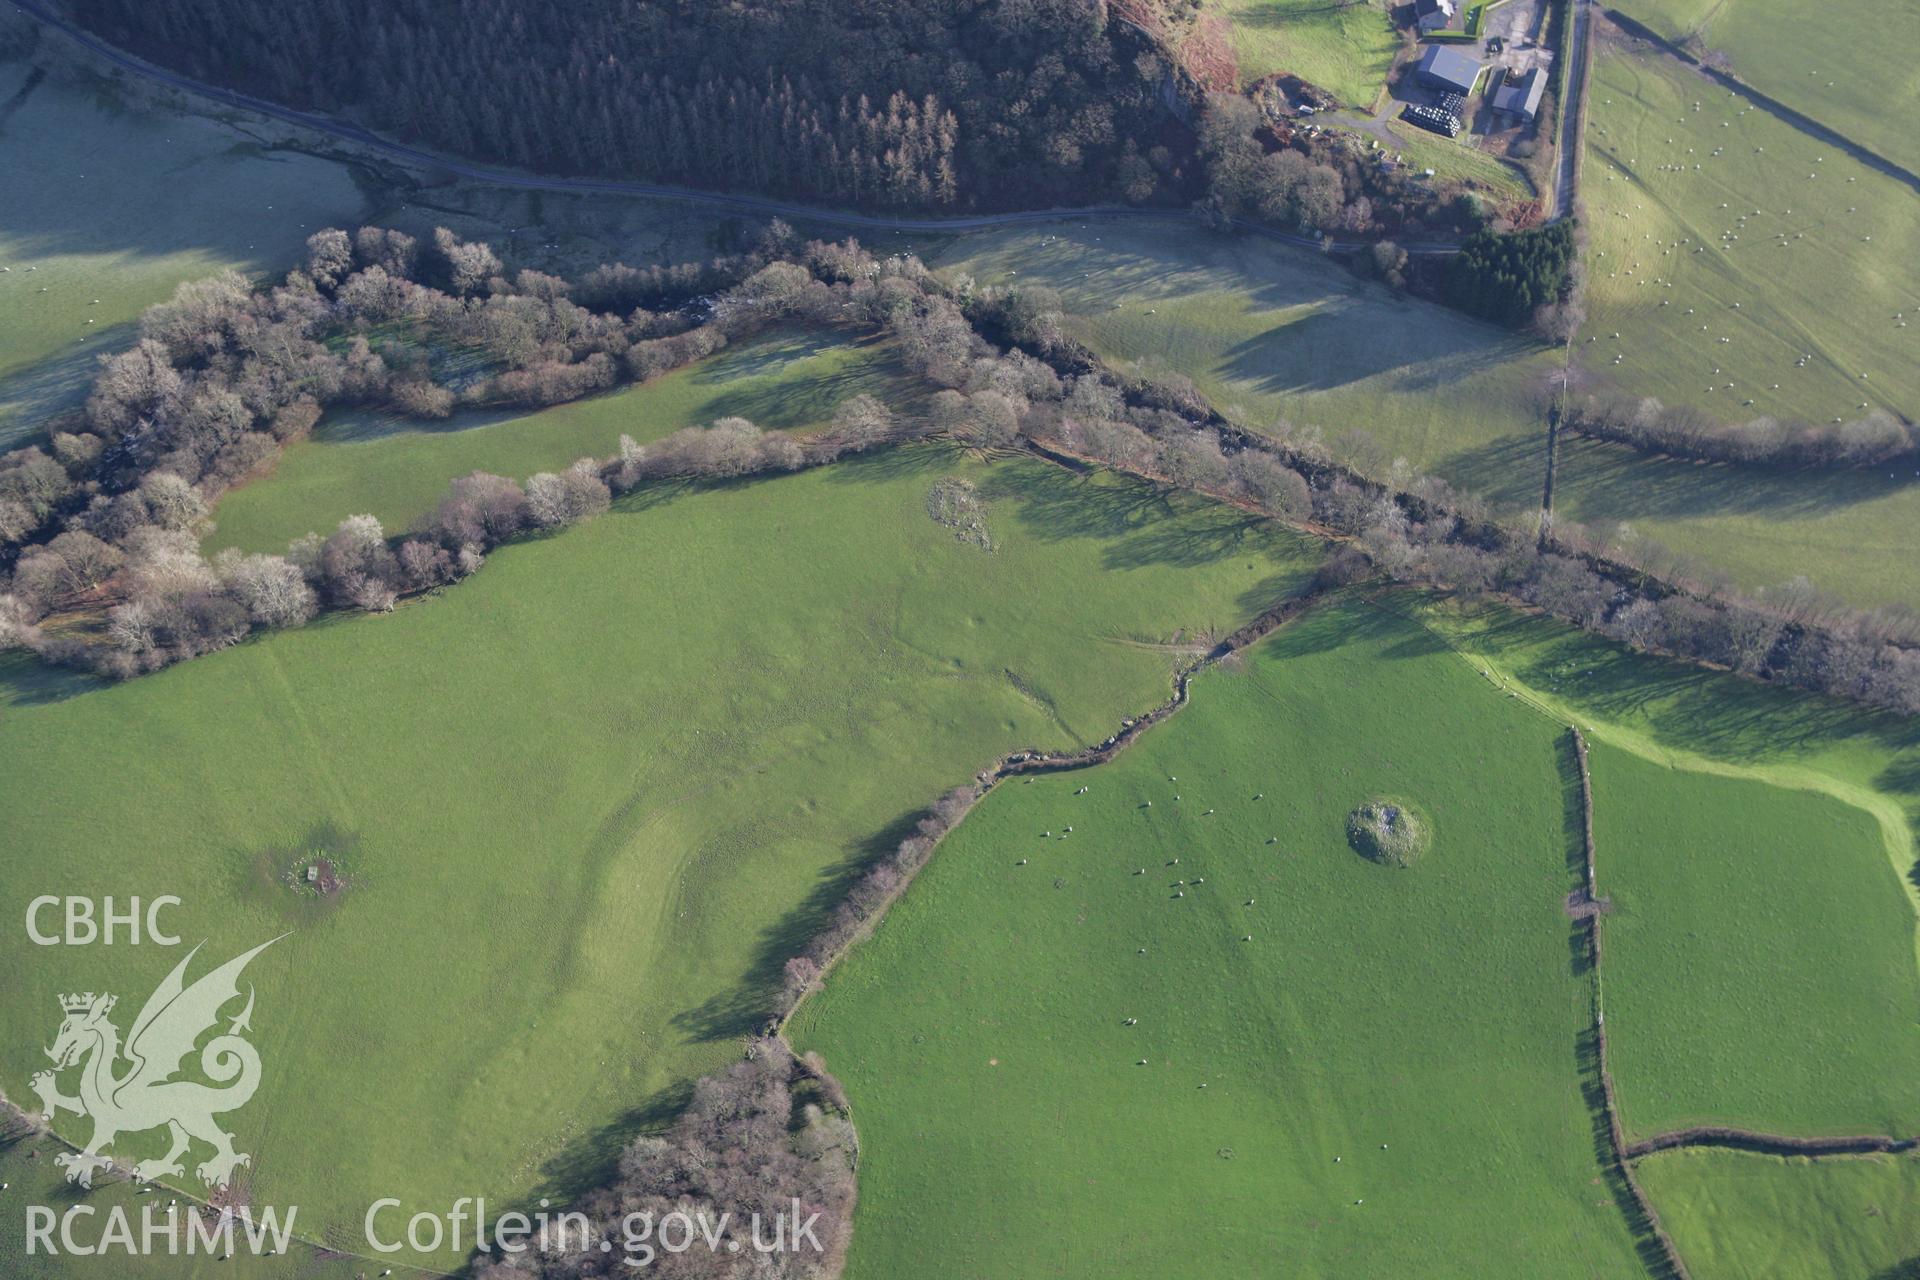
left=1413, top=0, right=1460, bottom=34
left=1491, top=67, right=1546, bottom=121
left=1416, top=45, right=1483, bottom=96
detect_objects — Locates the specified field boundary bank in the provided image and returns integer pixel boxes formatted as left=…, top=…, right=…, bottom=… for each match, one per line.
left=1599, top=8, right=1920, bottom=196
left=10, top=0, right=1479, bottom=253
left=1625, top=1128, right=1920, bottom=1159
left=1571, top=728, right=1694, bottom=1279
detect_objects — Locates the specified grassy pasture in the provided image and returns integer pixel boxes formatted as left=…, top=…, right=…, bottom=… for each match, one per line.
left=0, top=1140, right=364, bottom=1280
left=1607, top=0, right=1920, bottom=177
left=0, top=445, right=1320, bottom=1266
left=1557, top=46, right=1920, bottom=607
left=1588, top=742, right=1920, bottom=1140
left=1370, top=119, right=1537, bottom=198
left=205, top=328, right=920, bottom=554
left=1412, top=595, right=1920, bottom=955
left=1549, top=434, right=1920, bottom=610
left=0, top=59, right=366, bottom=447
left=1209, top=0, right=1401, bottom=104
left=1578, top=48, right=1920, bottom=425
left=1635, top=1148, right=1920, bottom=1279
left=791, top=598, right=1646, bottom=1278
left=931, top=220, right=1559, bottom=512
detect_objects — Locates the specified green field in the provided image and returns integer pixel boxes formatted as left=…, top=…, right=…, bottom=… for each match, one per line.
left=0, top=445, right=1320, bottom=1268
left=792, top=598, right=1646, bottom=1278
left=1607, top=0, right=1920, bottom=177
left=1418, top=597, right=1919, bottom=901
left=1550, top=434, right=1920, bottom=610
left=1210, top=0, right=1400, bottom=104
left=1579, top=49, right=1920, bottom=424
left=1589, top=743, right=1920, bottom=1140
left=0, top=1140, right=363, bottom=1280
left=931, top=219, right=1560, bottom=511
left=206, top=328, right=921, bottom=554
left=1559, top=47, right=1920, bottom=608
left=1636, top=1148, right=1920, bottom=1279
left=0, top=59, right=366, bottom=448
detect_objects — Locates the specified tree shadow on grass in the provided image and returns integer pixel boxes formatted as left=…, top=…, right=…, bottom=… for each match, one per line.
left=1214, top=293, right=1544, bottom=399
left=821, top=439, right=962, bottom=487
left=1555, top=435, right=1917, bottom=525
left=0, top=323, right=135, bottom=450
left=1425, top=429, right=1553, bottom=515
left=1471, top=605, right=1920, bottom=765
left=668, top=801, right=933, bottom=1048
left=529, top=1078, right=697, bottom=1209
left=0, top=650, right=100, bottom=708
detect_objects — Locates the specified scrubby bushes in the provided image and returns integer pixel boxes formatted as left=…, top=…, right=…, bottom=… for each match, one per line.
left=470, top=1038, right=854, bottom=1279
left=1194, top=94, right=1494, bottom=241
left=0, top=224, right=950, bottom=679
left=778, top=785, right=982, bottom=1014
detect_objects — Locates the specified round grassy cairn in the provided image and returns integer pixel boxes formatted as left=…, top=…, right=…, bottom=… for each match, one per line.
left=1347, top=798, right=1430, bottom=867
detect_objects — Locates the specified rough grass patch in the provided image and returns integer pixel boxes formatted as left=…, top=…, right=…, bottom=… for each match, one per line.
left=1347, top=796, right=1431, bottom=866
left=926, top=476, right=994, bottom=551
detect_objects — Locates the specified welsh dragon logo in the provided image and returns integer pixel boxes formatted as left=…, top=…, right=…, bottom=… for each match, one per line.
left=30, top=937, right=281, bottom=1189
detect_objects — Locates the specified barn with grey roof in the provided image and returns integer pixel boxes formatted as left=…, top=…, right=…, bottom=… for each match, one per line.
left=1415, top=45, right=1483, bottom=97
left=1491, top=66, right=1546, bottom=121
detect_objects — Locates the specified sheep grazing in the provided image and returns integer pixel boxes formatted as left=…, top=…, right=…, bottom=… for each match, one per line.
left=1017, top=858, right=1028, bottom=866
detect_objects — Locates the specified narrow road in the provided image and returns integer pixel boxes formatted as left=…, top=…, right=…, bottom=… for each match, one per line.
left=1553, top=0, right=1594, bottom=213
left=14, top=0, right=1475, bottom=253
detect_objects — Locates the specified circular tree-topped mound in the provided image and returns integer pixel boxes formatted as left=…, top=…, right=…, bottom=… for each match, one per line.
left=1347, top=798, right=1430, bottom=868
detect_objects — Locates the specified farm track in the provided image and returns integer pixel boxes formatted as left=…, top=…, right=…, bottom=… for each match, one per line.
left=12, top=0, right=1477, bottom=255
